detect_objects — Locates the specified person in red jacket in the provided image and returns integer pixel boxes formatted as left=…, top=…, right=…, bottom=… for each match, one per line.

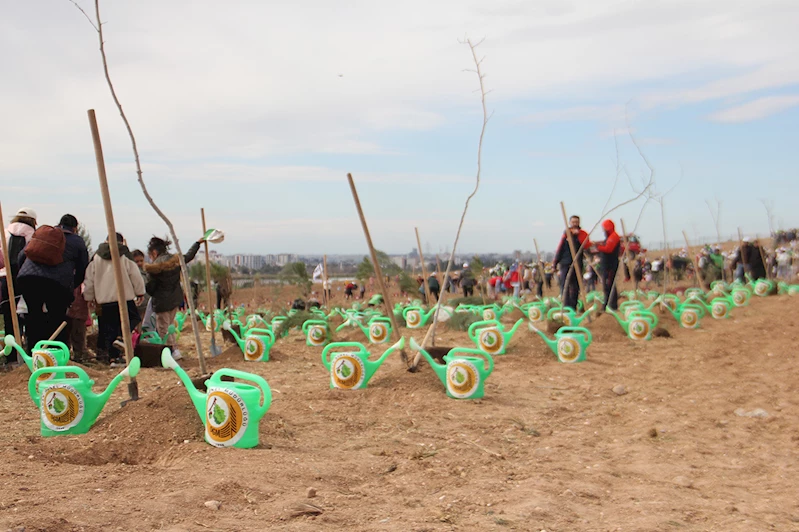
left=596, top=219, right=621, bottom=311
left=553, top=215, right=591, bottom=309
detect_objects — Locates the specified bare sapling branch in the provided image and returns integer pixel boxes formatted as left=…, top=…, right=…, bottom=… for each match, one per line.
left=69, top=0, right=207, bottom=373
left=410, top=37, right=489, bottom=370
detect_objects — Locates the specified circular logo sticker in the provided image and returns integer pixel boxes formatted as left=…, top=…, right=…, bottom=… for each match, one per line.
left=32, top=350, right=58, bottom=382
left=732, top=291, right=746, bottom=306
left=629, top=319, right=650, bottom=340
left=478, top=328, right=504, bottom=354
left=244, top=336, right=268, bottom=361
left=712, top=303, right=727, bottom=319
left=369, top=323, right=388, bottom=343
left=406, top=310, right=421, bottom=328
left=205, top=387, right=249, bottom=447
left=482, top=309, right=496, bottom=321
left=754, top=282, right=768, bottom=296
left=41, top=384, right=84, bottom=431
left=681, top=310, right=699, bottom=328
left=557, top=337, right=581, bottom=363
left=528, top=307, right=542, bottom=322
left=446, top=360, right=480, bottom=399
left=330, top=353, right=365, bottom=389
left=307, top=326, right=326, bottom=346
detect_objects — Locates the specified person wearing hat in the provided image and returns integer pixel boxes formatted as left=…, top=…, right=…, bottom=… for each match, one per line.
left=0, top=208, right=37, bottom=359
left=460, top=263, right=475, bottom=297
left=16, top=213, right=89, bottom=348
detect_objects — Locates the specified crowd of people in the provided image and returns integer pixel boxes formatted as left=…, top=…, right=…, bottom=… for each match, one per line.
left=1, top=207, right=205, bottom=368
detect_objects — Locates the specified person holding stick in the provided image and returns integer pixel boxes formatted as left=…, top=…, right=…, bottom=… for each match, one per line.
left=83, top=232, right=144, bottom=365
left=144, top=235, right=202, bottom=360
left=0, top=208, right=37, bottom=352
left=553, top=215, right=591, bottom=309
left=595, top=219, right=621, bottom=311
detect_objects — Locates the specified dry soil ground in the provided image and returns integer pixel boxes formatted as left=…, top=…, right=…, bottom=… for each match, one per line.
left=0, top=285, right=797, bottom=531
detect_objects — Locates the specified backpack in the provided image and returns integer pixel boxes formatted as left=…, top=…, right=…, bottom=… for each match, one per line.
left=0, top=234, right=26, bottom=274
left=24, top=225, right=65, bottom=266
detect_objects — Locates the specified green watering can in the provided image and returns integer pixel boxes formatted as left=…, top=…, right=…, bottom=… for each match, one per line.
left=520, top=302, right=548, bottom=323
left=607, top=309, right=658, bottom=341
left=586, top=291, right=605, bottom=305
left=140, top=324, right=178, bottom=345
left=683, top=288, right=706, bottom=303
left=710, top=281, right=730, bottom=297
left=245, top=314, right=270, bottom=330
left=730, top=287, right=751, bottom=307
left=223, top=322, right=275, bottom=362
left=669, top=303, right=706, bottom=329
left=321, top=338, right=405, bottom=390
left=467, top=319, right=524, bottom=356
left=28, top=358, right=140, bottom=436
left=752, top=279, right=775, bottom=297
left=478, top=304, right=504, bottom=321
left=547, top=306, right=594, bottom=327
left=409, top=338, right=494, bottom=400
left=703, top=297, right=733, bottom=319
left=649, top=294, right=680, bottom=312
left=335, top=309, right=366, bottom=332
left=778, top=282, right=799, bottom=295
left=3, top=335, right=70, bottom=382
left=357, top=316, right=393, bottom=344
left=302, top=320, right=330, bottom=347
left=402, top=306, right=436, bottom=329
left=619, top=300, right=646, bottom=318
left=161, top=350, right=271, bottom=449
left=528, top=323, right=592, bottom=363
left=271, top=315, right=288, bottom=334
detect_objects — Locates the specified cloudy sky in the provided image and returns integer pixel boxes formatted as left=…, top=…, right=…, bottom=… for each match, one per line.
left=2, top=0, right=797, bottom=255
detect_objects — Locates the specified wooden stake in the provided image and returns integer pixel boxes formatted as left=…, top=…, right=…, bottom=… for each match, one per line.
left=533, top=238, right=545, bottom=297
left=559, top=202, right=588, bottom=310
left=414, top=228, right=432, bottom=305
left=323, top=254, right=329, bottom=306
left=0, top=202, right=22, bottom=352
left=346, top=173, right=404, bottom=359
left=88, top=109, right=138, bottom=400
left=200, top=208, right=217, bottom=352
left=756, top=234, right=771, bottom=280
left=435, top=255, right=444, bottom=302
left=48, top=321, right=67, bottom=342
left=682, top=231, right=707, bottom=290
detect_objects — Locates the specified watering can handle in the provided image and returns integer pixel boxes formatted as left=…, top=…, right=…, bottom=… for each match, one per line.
left=467, top=319, right=499, bottom=336
left=28, top=366, right=92, bottom=407
left=321, top=342, right=368, bottom=370
left=446, top=347, right=495, bottom=374
left=210, top=369, right=273, bottom=418
left=32, top=340, right=70, bottom=351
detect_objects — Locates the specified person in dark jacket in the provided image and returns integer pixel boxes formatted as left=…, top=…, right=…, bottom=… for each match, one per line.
left=731, top=238, right=767, bottom=281
left=552, top=215, right=591, bottom=309
left=595, top=219, right=621, bottom=311
left=16, top=214, right=89, bottom=348
left=143, top=236, right=201, bottom=360
left=1, top=208, right=37, bottom=350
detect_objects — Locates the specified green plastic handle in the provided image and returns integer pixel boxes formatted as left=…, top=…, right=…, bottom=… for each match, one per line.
left=444, top=347, right=495, bottom=375
left=467, top=319, right=501, bottom=339
left=558, top=326, right=593, bottom=344
left=209, top=368, right=272, bottom=418
left=321, top=342, right=368, bottom=371
left=28, top=366, right=92, bottom=407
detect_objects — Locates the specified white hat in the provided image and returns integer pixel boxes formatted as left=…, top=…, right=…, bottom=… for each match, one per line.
left=15, top=207, right=37, bottom=220
left=743, top=237, right=751, bottom=243
left=463, top=263, right=469, bottom=268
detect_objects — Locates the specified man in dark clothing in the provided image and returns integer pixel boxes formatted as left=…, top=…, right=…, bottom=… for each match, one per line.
left=460, top=264, right=475, bottom=297
left=553, top=215, right=591, bottom=309
left=427, top=274, right=440, bottom=302
left=731, top=239, right=767, bottom=281
left=595, top=219, right=621, bottom=311
left=16, top=214, right=89, bottom=348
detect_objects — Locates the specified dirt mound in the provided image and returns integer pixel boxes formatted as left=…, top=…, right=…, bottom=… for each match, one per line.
left=585, top=313, right=629, bottom=342
left=21, top=385, right=203, bottom=466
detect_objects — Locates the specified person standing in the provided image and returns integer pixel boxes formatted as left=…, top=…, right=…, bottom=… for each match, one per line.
left=552, top=215, right=591, bottom=309
left=143, top=235, right=201, bottom=360
left=0, top=208, right=37, bottom=347
left=65, top=284, right=90, bottom=362
left=84, top=233, right=145, bottom=364
left=596, top=219, right=621, bottom=311
left=16, top=214, right=89, bottom=348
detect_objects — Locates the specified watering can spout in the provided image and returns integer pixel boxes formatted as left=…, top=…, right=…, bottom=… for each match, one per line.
left=97, top=357, right=142, bottom=405
left=161, top=348, right=207, bottom=419
left=3, top=334, right=32, bottom=370
left=409, top=338, right=446, bottom=384
left=375, top=337, right=405, bottom=366
left=527, top=323, right=556, bottom=350
left=508, top=318, right=524, bottom=337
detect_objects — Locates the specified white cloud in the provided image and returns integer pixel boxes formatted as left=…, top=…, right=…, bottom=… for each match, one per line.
left=522, top=105, right=625, bottom=124
left=706, top=95, right=799, bottom=123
